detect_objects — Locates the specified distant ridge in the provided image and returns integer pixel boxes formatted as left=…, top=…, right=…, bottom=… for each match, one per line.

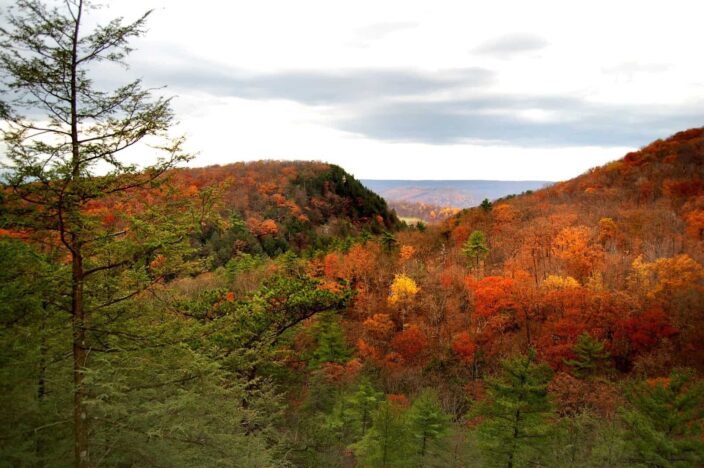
left=361, top=179, right=553, bottom=209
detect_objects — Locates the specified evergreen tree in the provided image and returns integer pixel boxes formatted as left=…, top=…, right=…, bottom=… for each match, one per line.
left=480, top=198, right=493, bottom=212
left=564, top=332, right=610, bottom=378
left=475, top=349, right=554, bottom=468
left=326, top=379, right=383, bottom=444
left=382, top=230, right=398, bottom=253
left=353, top=398, right=413, bottom=467
left=407, top=390, right=450, bottom=465
left=0, top=1, right=189, bottom=465
left=462, top=230, right=489, bottom=269
left=311, top=312, right=352, bottom=367
left=621, top=369, right=704, bottom=466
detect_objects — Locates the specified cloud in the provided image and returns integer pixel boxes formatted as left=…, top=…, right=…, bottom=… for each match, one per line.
left=337, top=96, right=704, bottom=147
left=140, top=60, right=494, bottom=105
left=125, top=48, right=703, bottom=149
left=474, top=33, right=549, bottom=57
left=355, top=21, right=418, bottom=40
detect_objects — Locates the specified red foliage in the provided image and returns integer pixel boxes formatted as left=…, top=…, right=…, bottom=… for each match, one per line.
left=388, top=394, right=410, bottom=408
left=452, top=332, right=477, bottom=363
left=614, top=308, right=678, bottom=356
left=390, top=326, right=427, bottom=364
left=538, top=317, right=586, bottom=370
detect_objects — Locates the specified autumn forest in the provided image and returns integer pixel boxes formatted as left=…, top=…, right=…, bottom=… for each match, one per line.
left=1, top=1, right=704, bottom=467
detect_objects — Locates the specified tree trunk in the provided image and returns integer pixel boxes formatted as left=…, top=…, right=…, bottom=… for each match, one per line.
left=72, top=250, right=89, bottom=468
left=69, top=2, right=89, bottom=466
left=36, top=326, right=47, bottom=466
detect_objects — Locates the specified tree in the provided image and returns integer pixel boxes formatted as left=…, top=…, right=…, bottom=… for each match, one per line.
left=390, top=325, right=427, bottom=365
left=621, top=369, right=704, bottom=466
left=388, top=274, right=420, bottom=329
left=564, top=332, right=610, bottom=379
left=480, top=198, right=493, bottom=213
left=475, top=349, right=554, bottom=468
left=326, top=379, right=383, bottom=444
left=0, top=2, right=188, bottom=466
left=311, top=312, right=352, bottom=367
left=353, top=397, right=413, bottom=467
left=381, top=230, right=398, bottom=252
left=407, top=390, right=450, bottom=464
left=552, top=226, right=604, bottom=280
left=462, top=230, right=489, bottom=270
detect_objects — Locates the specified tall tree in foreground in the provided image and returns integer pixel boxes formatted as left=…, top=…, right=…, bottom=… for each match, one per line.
left=0, top=1, right=188, bottom=466
left=475, top=349, right=554, bottom=468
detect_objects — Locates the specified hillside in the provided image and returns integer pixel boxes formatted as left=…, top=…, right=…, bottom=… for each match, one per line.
left=169, top=161, right=400, bottom=264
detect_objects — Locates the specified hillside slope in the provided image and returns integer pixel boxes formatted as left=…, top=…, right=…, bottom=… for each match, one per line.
left=169, top=161, right=399, bottom=264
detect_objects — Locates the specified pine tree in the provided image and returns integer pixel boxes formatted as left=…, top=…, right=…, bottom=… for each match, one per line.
left=326, top=379, right=383, bottom=444
left=480, top=199, right=493, bottom=213
left=311, top=312, right=352, bottom=367
left=382, top=230, right=398, bottom=253
left=476, top=349, right=554, bottom=468
left=407, top=390, right=450, bottom=465
left=621, top=369, right=704, bottom=466
left=462, top=230, right=489, bottom=270
left=353, top=398, right=413, bottom=467
left=0, top=2, right=189, bottom=465
left=564, top=332, right=610, bottom=378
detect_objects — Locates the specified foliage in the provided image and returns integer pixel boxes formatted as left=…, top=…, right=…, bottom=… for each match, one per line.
left=388, top=274, right=420, bottom=306
left=564, top=332, right=611, bottom=378
left=353, top=397, right=414, bottom=467
left=475, top=349, right=554, bottom=467
left=621, top=369, right=704, bottom=466
left=406, top=390, right=450, bottom=463
left=462, top=230, right=489, bottom=268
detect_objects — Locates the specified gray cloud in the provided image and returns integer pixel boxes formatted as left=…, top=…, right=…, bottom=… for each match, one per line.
left=337, top=97, right=704, bottom=147
left=130, top=51, right=702, bottom=148
left=145, top=64, right=494, bottom=105
left=474, top=33, right=549, bottom=57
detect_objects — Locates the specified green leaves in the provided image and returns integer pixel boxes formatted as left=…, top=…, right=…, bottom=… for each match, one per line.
left=621, top=369, right=704, bottom=466
left=564, top=332, right=611, bottom=379
left=475, top=349, right=554, bottom=467
left=462, top=230, right=489, bottom=268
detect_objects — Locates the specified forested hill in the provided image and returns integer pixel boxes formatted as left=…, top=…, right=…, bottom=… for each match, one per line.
left=447, top=126, right=704, bottom=273
left=167, top=161, right=399, bottom=264
left=2, top=128, right=704, bottom=466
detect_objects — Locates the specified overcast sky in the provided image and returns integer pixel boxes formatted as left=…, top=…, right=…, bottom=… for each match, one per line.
left=6, top=0, right=704, bottom=180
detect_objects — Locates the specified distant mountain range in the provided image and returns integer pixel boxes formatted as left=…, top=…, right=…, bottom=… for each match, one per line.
left=361, top=179, right=554, bottom=209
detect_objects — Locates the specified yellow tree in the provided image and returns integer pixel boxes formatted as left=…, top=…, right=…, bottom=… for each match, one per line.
left=388, top=274, right=420, bottom=329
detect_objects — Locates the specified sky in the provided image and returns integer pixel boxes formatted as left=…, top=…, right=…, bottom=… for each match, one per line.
left=5, top=0, right=704, bottom=180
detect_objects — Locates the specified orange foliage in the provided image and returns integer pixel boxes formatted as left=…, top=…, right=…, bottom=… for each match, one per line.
left=552, top=226, right=604, bottom=280
left=451, top=225, right=471, bottom=247
left=399, top=244, right=416, bottom=262
left=685, top=210, right=704, bottom=240
left=323, top=253, right=343, bottom=279
left=363, top=313, right=395, bottom=341
left=472, top=276, right=517, bottom=318
left=357, top=338, right=381, bottom=361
